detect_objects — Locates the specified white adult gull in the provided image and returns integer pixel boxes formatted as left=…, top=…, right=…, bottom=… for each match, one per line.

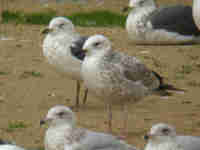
left=193, top=0, right=200, bottom=30
left=124, top=0, right=200, bottom=45
left=70, top=34, right=185, bottom=133
left=144, top=123, right=200, bottom=150
left=41, top=17, right=88, bottom=109
left=40, top=105, right=139, bottom=150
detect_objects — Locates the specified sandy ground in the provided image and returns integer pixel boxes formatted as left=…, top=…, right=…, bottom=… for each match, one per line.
left=1, top=0, right=200, bottom=149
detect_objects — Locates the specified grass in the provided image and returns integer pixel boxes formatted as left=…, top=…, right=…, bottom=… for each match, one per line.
left=6, top=121, right=28, bottom=132
left=0, top=71, right=9, bottom=75
left=19, top=70, right=43, bottom=79
left=174, top=64, right=194, bottom=80
left=2, top=10, right=127, bottom=27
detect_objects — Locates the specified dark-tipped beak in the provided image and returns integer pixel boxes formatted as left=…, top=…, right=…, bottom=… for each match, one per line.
left=122, top=6, right=131, bottom=12
left=144, top=134, right=149, bottom=141
left=41, top=28, right=53, bottom=34
left=40, top=120, right=46, bottom=126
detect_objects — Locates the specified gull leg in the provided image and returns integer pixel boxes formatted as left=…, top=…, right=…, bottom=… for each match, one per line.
left=123, top=103, right=129, bottom=136
left=75, top=81, right=80, bottom=110
left=106, top=103, right=112, bottom=132
left=82, top=88, right=88, bottom=105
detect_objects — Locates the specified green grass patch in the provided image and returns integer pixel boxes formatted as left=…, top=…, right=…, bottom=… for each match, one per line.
left=0, top=71, right=9, bottom=75
left=19, top=70, right=43, bottom=79
left=2, top=10, right=127, bottom=27
left=6, top=121, right=28, bottom=132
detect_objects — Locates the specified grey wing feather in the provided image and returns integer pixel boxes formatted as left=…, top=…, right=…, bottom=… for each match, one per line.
left=176, top=136, right=200, bottom=150
left=148, top=5, right=200, bottom=36
left=80, top=130, right=138, bottom=150
left=115, top=52, right=160, bottom=90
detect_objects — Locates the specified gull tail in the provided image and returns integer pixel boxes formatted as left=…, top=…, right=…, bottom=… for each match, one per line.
left=152, top=71, right=186, bottom=96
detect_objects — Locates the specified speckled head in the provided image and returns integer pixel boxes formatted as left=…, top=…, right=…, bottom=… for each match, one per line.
left=83, top=34, right=112, bottom=56
left=41, top=17, right=75, bottom=34
left=40, top=105, right=76, bottom=127
left=144, top=123, right=177, bottom=142
left=129, top=0, right=156, bottom=8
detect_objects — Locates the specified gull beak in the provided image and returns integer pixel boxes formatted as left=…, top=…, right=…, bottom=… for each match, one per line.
left=41, top=27, right=53, bottom=34
left=122, top=6, right=132, bottom=12
left=144, top=133, right=155, bottom=141
left=82, top=46, right=88, bottom=53
left=40, top=120, right=46, bottom=126
left=40, top=118, right=51, bottom=126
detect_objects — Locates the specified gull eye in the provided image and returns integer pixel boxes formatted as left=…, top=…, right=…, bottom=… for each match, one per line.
left=162, top=128, right=169, bottom=134
left=57, top=112, right=65, bottom=116
left=94, top=42, right=100, bottom=47
left=59, top=23, right=65, bottom=28
left=139, top=0, right=145, bottom=5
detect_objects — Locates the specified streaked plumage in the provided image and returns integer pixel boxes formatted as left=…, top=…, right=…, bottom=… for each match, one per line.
left=71, top=34, right=184, bottom=132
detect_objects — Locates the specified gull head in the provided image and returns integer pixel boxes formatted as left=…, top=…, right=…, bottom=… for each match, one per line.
left=83, top=34, right=112, bottom=56
left=144, top=123, right=177, bottom=143
left=40, top=105, right=76, bottom=127
left=41, top=17, right=74, bottom=35
left=129, top=0, right=155, bottom=8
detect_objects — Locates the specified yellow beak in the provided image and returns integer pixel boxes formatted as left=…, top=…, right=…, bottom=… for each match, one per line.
left=122, top=6, right=132, bottom=13
left=40, top=28, right=53, bottom=34
left=82, top=47, right=88, bottom=53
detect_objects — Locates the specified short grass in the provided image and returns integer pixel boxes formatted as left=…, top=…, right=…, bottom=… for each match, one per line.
left=2, top=10, right=127, bottom=27
left=6, top=121, right=28, bottom=132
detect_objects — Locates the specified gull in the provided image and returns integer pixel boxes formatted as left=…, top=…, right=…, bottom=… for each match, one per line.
left=41, top=17, right=88, bottom=109
left=193, top=0, right=200, bottom=30
left=144, top=123, right=200, bottom=150
left=40, top=105, right=139, bottom=150
left=124, top=0, right=200, bottom=45
left=70, top=34, right=185, bottom=133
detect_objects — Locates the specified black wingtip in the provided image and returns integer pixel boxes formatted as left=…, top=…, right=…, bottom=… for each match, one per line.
left=152, top=71, right=186, bottom=94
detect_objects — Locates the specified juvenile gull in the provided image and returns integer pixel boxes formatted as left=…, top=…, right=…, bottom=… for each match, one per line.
left=41, top=17, right=88, bottom=108
left=193, top=0, right=200, bottom=30
left=144, top=123, right=200, bottom=150
left=70, top=34, right=185, bottom=133
left=40, top=105, right=139, bottom=150
left=124, top=0, right=200, bottom=45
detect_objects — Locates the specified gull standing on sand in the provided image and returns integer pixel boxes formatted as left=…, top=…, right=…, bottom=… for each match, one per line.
left=40, top=105, right=139, bottom=150
left=144, top=123, right=200, bottom=150
left=124, top=0, right=200, bottom=45
left=70, top=34, right=185, bottom=133
left=41, top=17, right=88, bottom=108
left=193, top=0, right=200, bottom=30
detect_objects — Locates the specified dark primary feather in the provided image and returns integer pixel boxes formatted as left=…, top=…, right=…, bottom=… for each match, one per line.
left=148, top=5, right=200, bottom=36
left=70, top=36, right=88, bottom=61
left=151, top=71, right=186, bottom=95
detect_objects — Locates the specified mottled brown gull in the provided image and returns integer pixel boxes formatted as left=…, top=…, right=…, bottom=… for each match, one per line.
left=71, top=34, right=185, bottom=134
left=41, top=17, right=88, bottom=108
left=144, top=123, right=200, bottom=150
left=40, top=105, right=139, bottom=150
left=124, top=0, right=200, bottom=45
